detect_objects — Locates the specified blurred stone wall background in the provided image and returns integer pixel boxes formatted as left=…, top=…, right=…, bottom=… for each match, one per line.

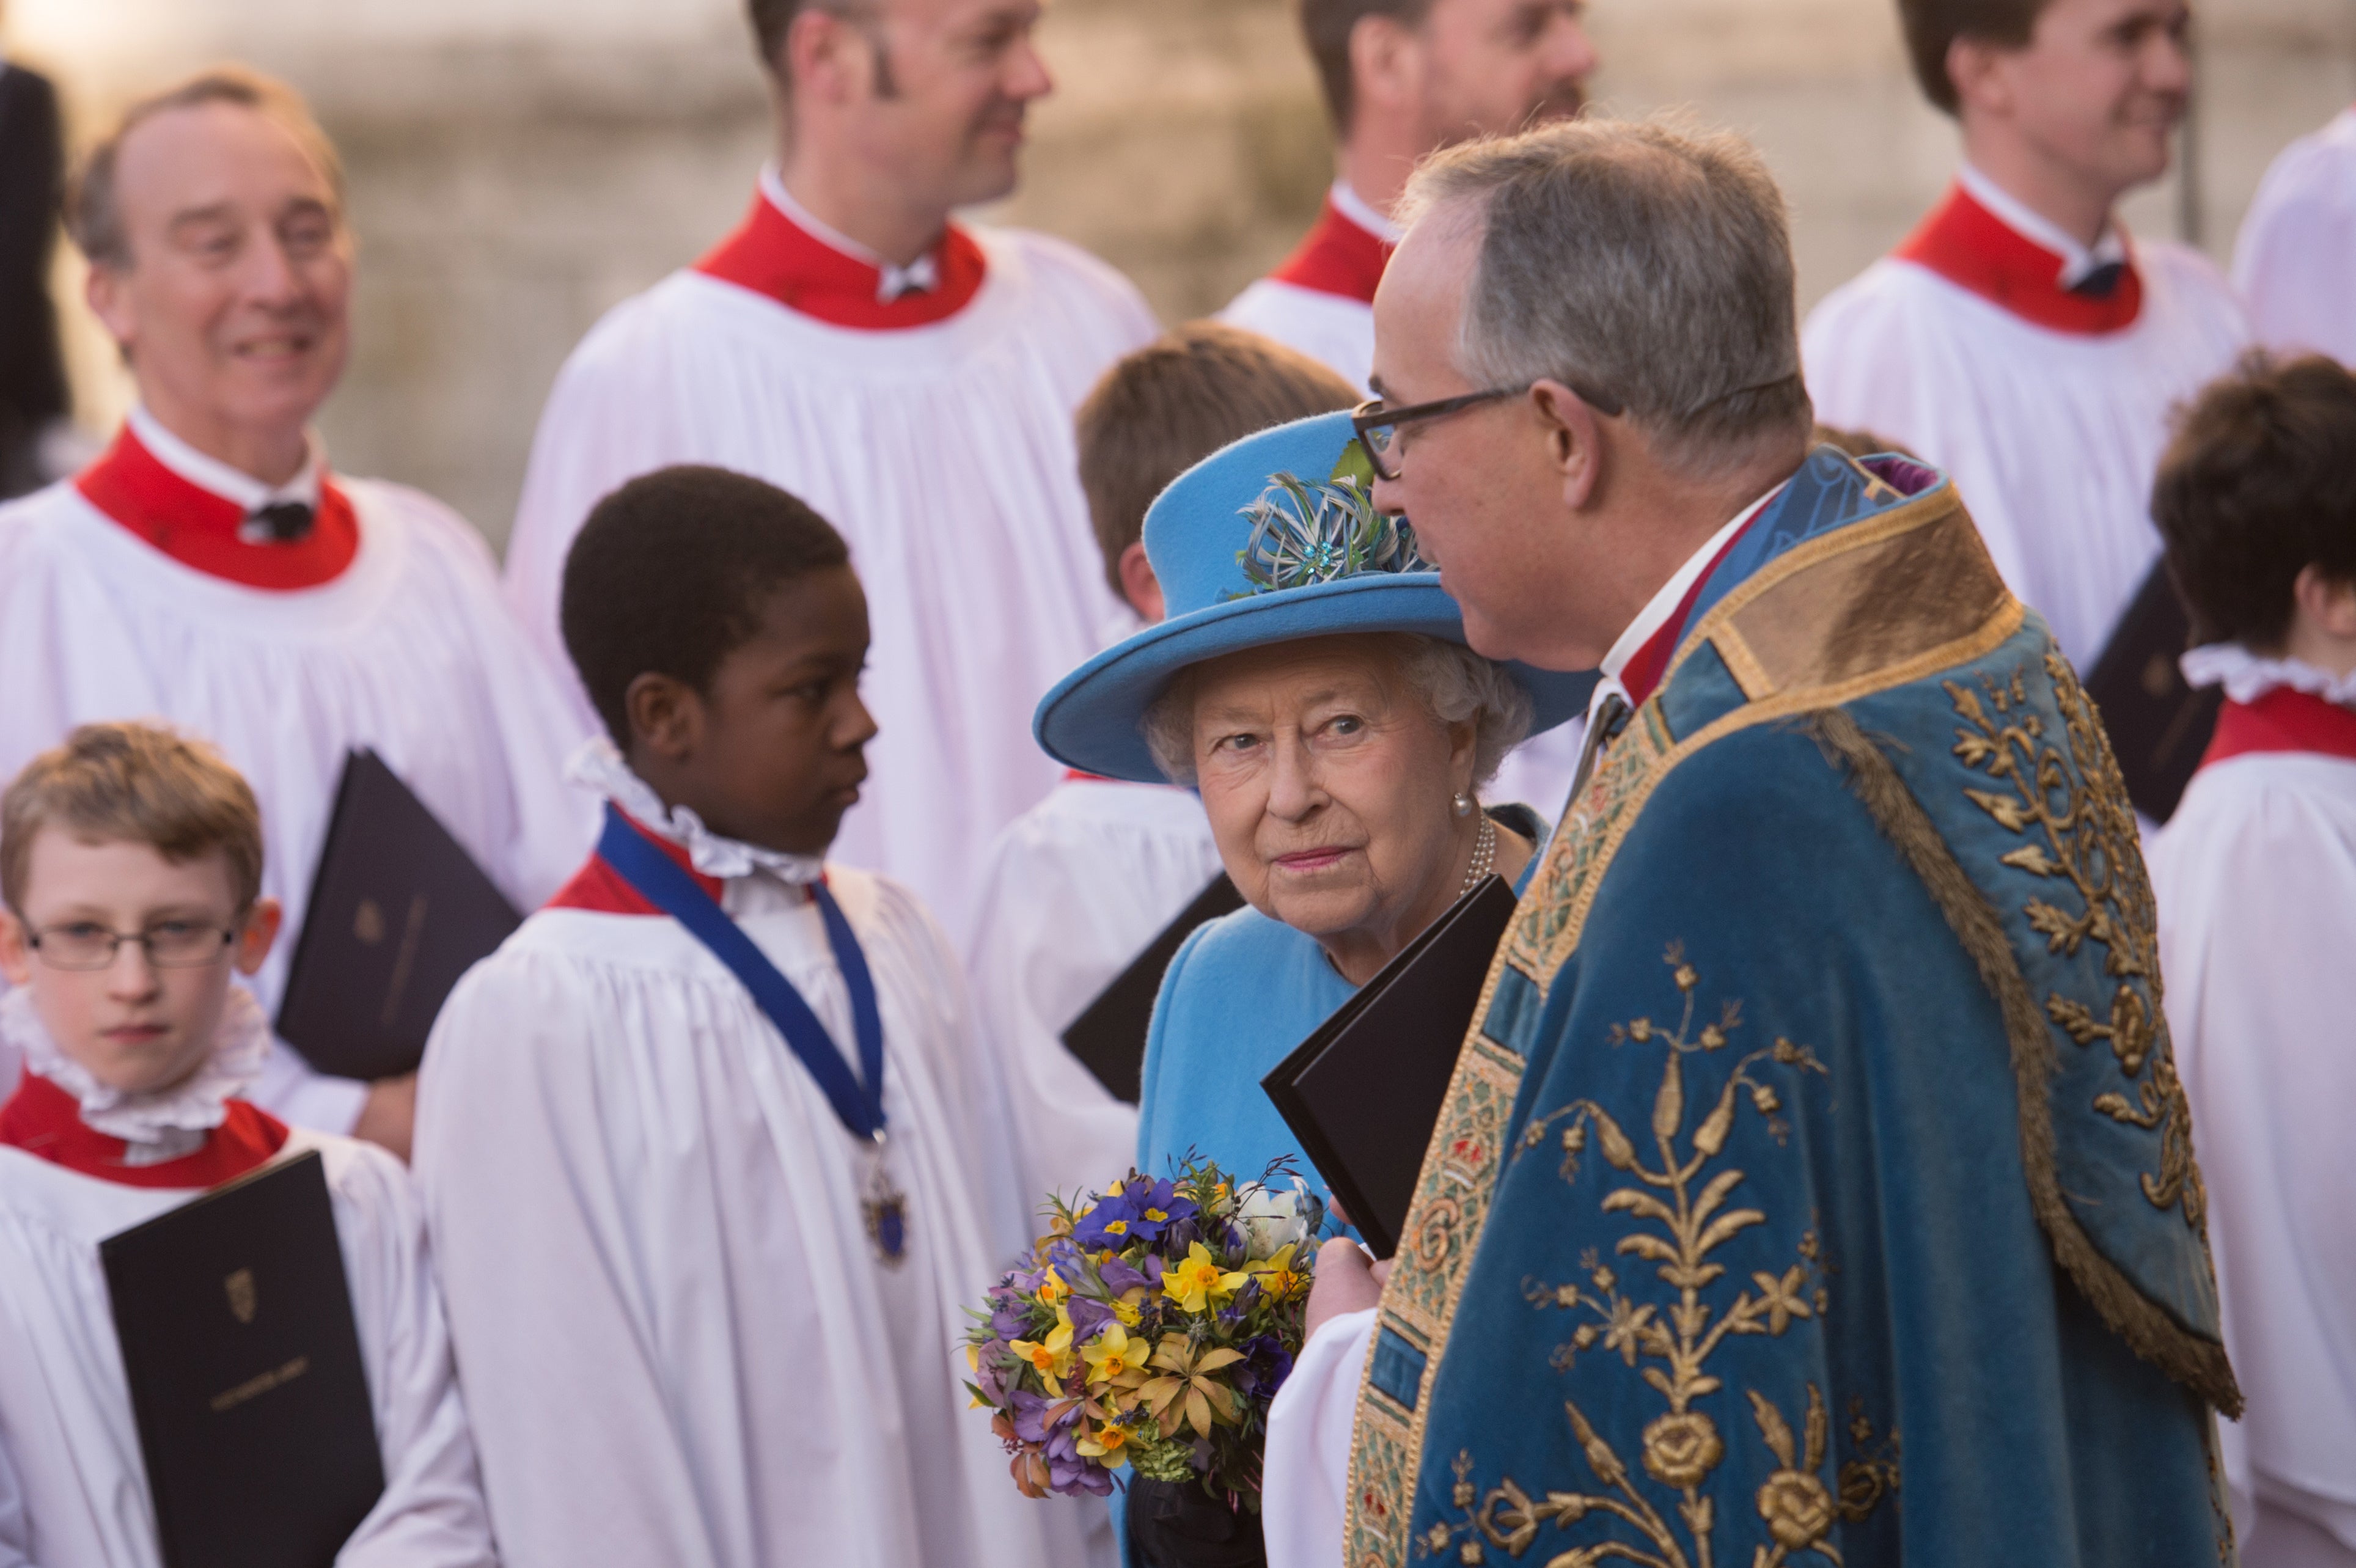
left=7, top=0, right=2352, bottom=549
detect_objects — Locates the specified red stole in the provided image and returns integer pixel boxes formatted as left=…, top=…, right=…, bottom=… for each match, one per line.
left=1267, top=195, right=1393, bottom=305
left=2197, top=686, right=2356, bottom=769
left=694, top=189, right=987, bottom=329
left=1893, top=182, right=2144, bottom=335
left=1619, top=515, right=1764, bottom=708
left=546, top=810, right=726, bottom=916
left=0, top=1072, right=288, bottom=1189
left=75, top=424, right=359, bottom=591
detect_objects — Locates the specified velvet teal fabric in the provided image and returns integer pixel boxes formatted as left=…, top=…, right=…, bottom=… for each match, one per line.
left=1393, top=459, right=2231, bottom=1567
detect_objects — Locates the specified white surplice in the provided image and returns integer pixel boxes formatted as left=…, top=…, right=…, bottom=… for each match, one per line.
left=2234, top=108, right=2356, bottom=368
left=1263, top=1306, right=1377, bottom=1568
left=501, top=180, right=1158, bottom=942
left=414, top=769, right=1093, bottom=1568
left=966, top=775, right=1225, bottom=1213
left=0, top=1132, right=495, bottom=1568
left=2149, top=656, right=2356, bottom=1566
left=1217, top=181, right=1395, bottom=395
left=1802, top=189, right=2248, bottom=672
left=0, top=445, right=595, bottom=1134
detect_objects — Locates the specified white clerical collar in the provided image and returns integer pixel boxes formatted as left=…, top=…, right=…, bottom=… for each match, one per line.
left=128, top=403, right=323, bottom=515
left=758, top=165, right=941, bottom=303
left=568, top=737, right=827, bottom=886
left=1, top=985, right=270, bottom=1164
left=1330, top=180, right=1404, bottom=245
left=1957, top=163, right=2129, bottom=291
left=2181, top=643, right=2356, bottom=709
left=1590, top=480, right=1787, bottom=720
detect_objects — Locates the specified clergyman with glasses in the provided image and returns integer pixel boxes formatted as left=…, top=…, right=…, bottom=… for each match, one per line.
left=0, top=721, right=497, bottom=1565
left=1268, top=115, right=2241, bottom=1568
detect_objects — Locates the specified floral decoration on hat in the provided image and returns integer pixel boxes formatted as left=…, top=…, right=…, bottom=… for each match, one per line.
left=1231, top=444, right=1428, bottom=599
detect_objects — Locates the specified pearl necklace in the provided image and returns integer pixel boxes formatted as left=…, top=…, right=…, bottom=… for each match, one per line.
left=1459, top=812, right=1497, bottom=897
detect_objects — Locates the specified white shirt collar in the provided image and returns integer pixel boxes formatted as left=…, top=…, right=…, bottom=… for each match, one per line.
left=758, top=164, right=941, bottom=303
left=2180, top=643, right=2356, bottom=708
left=568, top=737, right=827, bottom=887
left=2, top=985, right=271, bottom=1165
left=1330, top=180, right=1404, bottom=245
left=127, top=403, right=323, bottom=516
left=1956, top=163, right=2129, bottom=290
left=1588, top=480, right=1788, bottom=722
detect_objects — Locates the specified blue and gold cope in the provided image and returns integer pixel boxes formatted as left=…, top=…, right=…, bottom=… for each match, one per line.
left=1346, top=449, right=2239, bottom=1568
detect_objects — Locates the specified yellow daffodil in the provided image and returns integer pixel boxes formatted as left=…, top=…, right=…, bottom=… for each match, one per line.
left=1037, top=1269, right=1070, bottom=1307
left=1110, top=1295, right=1142, bottom=1327
left=1044, top=1304, right=1076, bottom=1356
left=1161, top=1241, right=1249, bottom=1314
left=1081, top=1322, right=1149, bottom=1391
left=1008, top=1336, right=1074, bottom=1397
left=1075, top=1421, right=1133, bottom=1465
left=1246, top=1242, right=1311, bottom=1303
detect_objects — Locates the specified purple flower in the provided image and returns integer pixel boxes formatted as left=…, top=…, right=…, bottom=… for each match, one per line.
left=1098, top=1254, right=1151, bottom=1297
left=974, top=1360, right=1010, bottom=1408
left=1233, top=1334, right=1294, bottom=1399
left=1065, top=1295, right=1117, bottom=1344
left=1118, top=1178, right=1198, bottom=1242
left=1142, top=1253, right=1166, bottom=1287
left=1072, top=1192, right=1142, bottom=1249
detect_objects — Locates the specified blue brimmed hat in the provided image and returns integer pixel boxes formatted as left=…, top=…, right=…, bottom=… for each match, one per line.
left=1034, top=411, right=1596, bottom=783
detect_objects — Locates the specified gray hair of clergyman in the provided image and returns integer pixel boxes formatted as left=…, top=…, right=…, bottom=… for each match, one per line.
left=1140, top=632, right=1535, bottom=789
left=1398, top=116, right=1813, bottom=477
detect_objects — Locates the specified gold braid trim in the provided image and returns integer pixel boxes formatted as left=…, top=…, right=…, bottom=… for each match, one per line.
left=1804, top=706, right=2242, bottom=1416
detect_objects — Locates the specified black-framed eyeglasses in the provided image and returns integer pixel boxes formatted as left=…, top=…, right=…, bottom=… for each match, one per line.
left=26, top=920, right=237, bottom=972
left=1352, top=378, right=1626, bottom=482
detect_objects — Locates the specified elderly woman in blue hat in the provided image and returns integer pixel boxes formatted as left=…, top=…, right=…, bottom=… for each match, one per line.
left=1037, top=405, right=1587, bottom=1211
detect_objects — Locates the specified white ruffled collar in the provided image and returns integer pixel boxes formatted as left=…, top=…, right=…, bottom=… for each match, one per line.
left=2180, top=643, right=2356, bottom=708
left=1, top=985, right=270, bottom=1165
left=567, top=738, right=826, bottom=885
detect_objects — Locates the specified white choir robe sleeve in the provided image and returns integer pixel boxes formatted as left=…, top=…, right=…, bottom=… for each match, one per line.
left=1217, top=283, right=1375, bottom=395
left=2151, top=753, right=2356, bottom=1555
left=964, top=780, right=1227, bottom=1212
left=1263, top=1308, right=1378, bottom=1568
left=2233, top=109, right=2356, bottom=368
left=0, top=1135, right=495, bottom=1568
left=414, top=869, right=1094, bottom=1568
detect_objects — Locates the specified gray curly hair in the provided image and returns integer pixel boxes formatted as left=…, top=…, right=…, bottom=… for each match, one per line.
left=1142, top=633, right=1535, bottom=790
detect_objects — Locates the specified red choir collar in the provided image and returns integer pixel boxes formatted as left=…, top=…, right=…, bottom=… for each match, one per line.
left=0, top=1072, right=288, bottom=1189
left=1617, top=508, right=1769, bottom=709
left=694, top=185, right=987, bottom=329
left=2198, top=687, right=2356, bottom=769
left=1267, top=192, right=1393, bottom=305
left=546, top=808, right=728, bottom=916
left=75, top=423, right=359, bottom=590
left=1894, top=181, right=2144, bottom=335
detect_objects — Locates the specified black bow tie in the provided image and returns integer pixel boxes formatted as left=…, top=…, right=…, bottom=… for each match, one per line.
left=244, top=500, right=315, bottom=543
left=2069, top=260, right=2127, bottom=299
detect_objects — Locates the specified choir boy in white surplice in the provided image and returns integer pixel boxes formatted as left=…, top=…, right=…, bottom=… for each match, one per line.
left=0, top=70, right=592, bottom=1147
left=1803, top=0, right=2247, bottom=672
left=2234, top=108, right=2356, bottom=368
left=1220, top=0, right=1600, bottom=816
left=0, top=725, right=494, bottom=1568
left=420, top=467, right=1085, bottom=1568
left=969, top=324, right=1353, bottom=1217
left=503, top=0, right=1156, bottom=942
left=2146, top=357, right=2356, bottom=1568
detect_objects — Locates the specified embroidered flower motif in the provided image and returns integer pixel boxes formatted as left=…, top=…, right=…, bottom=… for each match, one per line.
left=1640, top=1410, right=1725, bottom=1489
left=1230, top=472, right=1427, bottom=598
left=1756, top=1470, right=1835, bottom=1549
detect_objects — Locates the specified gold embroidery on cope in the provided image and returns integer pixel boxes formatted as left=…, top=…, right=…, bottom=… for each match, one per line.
left=1947, top=654, right=2203, bottom=1228
left=1412, top=951, right=1893, bottom=1568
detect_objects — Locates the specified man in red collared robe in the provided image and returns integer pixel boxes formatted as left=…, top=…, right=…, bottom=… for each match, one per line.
left=0, top=71, right=590, bottom=1145
left=1222, top=0, right=1598, bottom=398
left=503, top=0, right=1158, bottom=941
left=1803, top=0, right=2248, bottom=672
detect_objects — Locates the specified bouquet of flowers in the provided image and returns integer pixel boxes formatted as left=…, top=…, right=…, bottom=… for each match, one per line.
left=964, top=1159, right=1323, bottom=1509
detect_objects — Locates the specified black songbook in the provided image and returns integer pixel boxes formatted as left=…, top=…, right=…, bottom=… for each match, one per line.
left=1062, top=872, right=1246, bottom=1105
left=2083, top=561, right=2222, bottom=824
left=100, top=1151, right=386, bottom=1568
left=1261, top=874, right=1519, bottom=1260
left=276, top=749, right=521, bottom=1082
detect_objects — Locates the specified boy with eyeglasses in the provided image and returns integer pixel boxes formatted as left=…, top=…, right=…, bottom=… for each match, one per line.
left=0, top=722, right=494, bottom=1567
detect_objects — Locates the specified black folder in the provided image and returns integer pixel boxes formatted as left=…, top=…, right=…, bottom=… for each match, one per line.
left=276, top=750, right=521, bottom=1082
left=2083, top=560, right=2222, bottom=824
left=100, top=1151, right=385, bottom=1568
left=1261, top=874, right=1519, bottom=1259
left=1061, top=872, right=1246, bottom=1105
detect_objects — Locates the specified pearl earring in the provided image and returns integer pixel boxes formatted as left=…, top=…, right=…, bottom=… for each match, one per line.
left=1452, top=792, right=1475, bottom=818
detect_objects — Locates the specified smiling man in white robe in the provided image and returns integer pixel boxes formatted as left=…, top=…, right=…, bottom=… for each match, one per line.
left=0, top=69, right=591, bottom=1151
left=420, top=467, right=1084, bottom=1568
left=503, top=0, right=1156, bottom=942
left=1802, top=0, right=2247, bottom=675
